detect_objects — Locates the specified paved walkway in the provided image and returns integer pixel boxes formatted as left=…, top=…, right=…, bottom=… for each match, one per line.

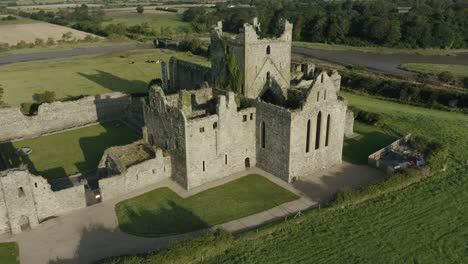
left=0, top=163, right=385, bottom=264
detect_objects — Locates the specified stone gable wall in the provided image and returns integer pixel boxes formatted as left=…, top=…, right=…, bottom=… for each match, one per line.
left=0, top=93, right=131, bottom=142
left=169, top=57, right=211, bottom=91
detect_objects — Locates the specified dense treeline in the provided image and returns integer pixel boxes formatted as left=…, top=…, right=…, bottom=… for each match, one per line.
left=183, top=0, right=468, bottom=49
left=342, top=72, right=468, bottom=110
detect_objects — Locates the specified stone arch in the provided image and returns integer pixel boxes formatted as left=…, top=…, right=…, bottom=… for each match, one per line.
left=315, top=111, right=322, bottom=149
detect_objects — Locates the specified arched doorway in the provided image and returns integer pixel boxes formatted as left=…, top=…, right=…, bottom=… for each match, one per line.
left=245, top=157, right=250, bottom=168
left=19, top=215, right=31, bottom=232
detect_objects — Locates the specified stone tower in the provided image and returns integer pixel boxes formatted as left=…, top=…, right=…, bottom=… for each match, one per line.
left=211, top=17, right=293, bottom=101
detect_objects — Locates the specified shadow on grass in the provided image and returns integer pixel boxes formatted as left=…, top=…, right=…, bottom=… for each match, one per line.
left=78, top=70, right=148, bottom=94
left=118, top=200, right=209, bottom=237
left=343, top=130, right=398, bottom=165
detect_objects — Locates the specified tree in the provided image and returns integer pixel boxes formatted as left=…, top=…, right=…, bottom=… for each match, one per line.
left=136, top=5, right=144, bottom=14
left=438, top=71, right=454, bottom=83
left=33, top=91, right=56, bottom=104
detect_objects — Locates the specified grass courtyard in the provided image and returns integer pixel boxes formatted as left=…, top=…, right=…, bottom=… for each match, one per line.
left=343, top=122, right=398, bottom=165
left=103, top=93, right=468, bottom=263
left=0, top=122, right=139, bottom=179
left=0, top=242, right=19, bottom=264
left=103, top=12, right=188, bottom=31
left=0, top=49, right=209, bottom=107
left=116, top=175, right=299, bottom=237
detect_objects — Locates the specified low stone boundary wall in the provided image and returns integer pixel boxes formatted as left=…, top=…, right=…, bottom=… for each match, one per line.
left=98, top=150, right=172, bottom=201
left=368, top=134, right=411, bottom=175
left=0, top=92, right=131, bottom=142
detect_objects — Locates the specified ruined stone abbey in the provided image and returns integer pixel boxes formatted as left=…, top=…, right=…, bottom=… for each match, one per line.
left=0, top=18, right=353, bottom=234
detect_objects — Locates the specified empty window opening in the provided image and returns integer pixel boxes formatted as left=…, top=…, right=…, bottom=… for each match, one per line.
left=306, top=119, right=311, bottom=153
left=325, top=114, right=331, bottom=147
left=321, top=74, right=324, bottom=83
left=317, top=91, right=320, bottom=102
left=266, top=45, right=271, bottom=55
left=18, top=187, right=25, bottom=197
left=213, top=122, right=218, bottom=129
left=200, top=127, right=205, bottom=133
left=324, top=90, right=327, bottom=100
left=245, top=157, right=251, bottom=168
left=175, top=139, right=178, bottom=149
left=243, top=115, right=247, bottom=122
left=34, top=183, right=37, bottom=188
left=261, top=121, right=266, bottom=148
left=225, top=154, right=228, bottom=165
left=152, top=169, right=156, bottom=174
left=315, top=112, right=322, bottom=150
left=266, top=72, right=271, bottom=81
left=203, top=161, right=206, bottom=172
left=250, top=113, right=254, bottom=120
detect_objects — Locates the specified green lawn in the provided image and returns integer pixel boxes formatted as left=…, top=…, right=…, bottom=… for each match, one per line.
left=343, top=122, right=398, bottom=164
left=102, top=93, right=468, bottom=264
left=293, top=41, right=468, bottom=56
left=0, top=122, right=139, bottom=179
left=103, top=12, right=188, bottom=30
left=400, top=63, right=468, bottom=78
left=0, top=49, right=208, bottom=107
left=116, top=175, right=299, bottom=237
left=0, top=242, right=19, bottom=264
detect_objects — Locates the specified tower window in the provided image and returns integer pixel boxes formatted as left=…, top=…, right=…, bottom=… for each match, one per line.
left=250, top=113, right=253, bottom=120
left=243, top=115, right=247, bottom=122
left=18, top=187, right=25, bottom=197
left=317, top=91, right=320, bottom=102
left=266, top=72, right=271, bottom=81
left=321, top=74, right=324, bottom=83
left=261, top=121, right=266, bottom=148
left=266, top=45, right=271, bottom=55
left=200, top=127, right=205, bottom=133
left=315, top=112, right=322, bottom=150
left=203, top=161, right=206, bottom=172
left=225, top=154, right=228, bottom=165
left=213, top=122, right=218, bottom=129
left=306, top=119, right=311, bottom=153
left=325, top=114, right=331, bottom=147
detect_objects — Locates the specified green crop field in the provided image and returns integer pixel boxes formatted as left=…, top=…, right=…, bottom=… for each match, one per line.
left=116, top=175, right=299, bottom=237
left=103, top=12, right=188, bottom=30
left=400, top=63, right=468, bottom=78
left=0, top=49, right=208, bottom=107
left=0, top=122, right=139, bottom=179
left=101, top=93, right=468, bottom=264
left=0, top=242, right=19, bottom=264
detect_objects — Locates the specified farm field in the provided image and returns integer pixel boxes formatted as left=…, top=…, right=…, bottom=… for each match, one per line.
left=116, top=175, right=299, bottom=237
left=294, top=41, right=468, bottom=56
left=103, top=12, right=188, bottom=30
left=400, top=63, right=468, bottom=78
left=0, top=15, right=36, bottom=25
left=0, top=122, right=139, bottom=179
left=0, top=49, right=209, bottom=107
left=0, top=20, right=95, bottom=45
left=0, top=242, right=19, bottom=264
left=101, top=93, right=468, bottom=264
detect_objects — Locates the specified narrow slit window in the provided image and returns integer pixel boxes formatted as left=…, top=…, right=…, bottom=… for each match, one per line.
left=315, top=112, right=322, bottom=149
left=325, top=114, right=331, bottom=147
left=225, top=154, right=228, bottom=165
left=243, top=115, right=247, bottom=122
left=203, top=161, right=206, bottom=172
left=266, top=45, right=271, bottom=55
left=317, top=91, right=320, bottom=102
left=18, top=187, right=25, bottom=197
left=250, top=113, right=253, bottom=120
left=261, top=121, right=266, bottom=148
left=200, top=127, right=205, bottom=133
left=306, top=119, right=311, bottom=153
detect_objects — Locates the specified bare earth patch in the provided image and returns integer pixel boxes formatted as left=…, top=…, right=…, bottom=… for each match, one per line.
left=0, top=22, right=97, bottom=45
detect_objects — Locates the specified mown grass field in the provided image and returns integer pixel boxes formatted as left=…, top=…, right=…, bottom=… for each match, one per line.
left=400, top=63, right=468, bottom=78
left=0, top=122, right=139, bottom=179
left=0, top=242, right=19, bottom=264
left=343, top=122, right=398, bottom=164
left=0, top=49, right=208, bottom=107
left=103, top=12, right=188, bottom=30
left=116, top=175, right=299, bottom=237
left=102, top=93, right=468, bottom=264
left=294, top=41, right=468, bottom=56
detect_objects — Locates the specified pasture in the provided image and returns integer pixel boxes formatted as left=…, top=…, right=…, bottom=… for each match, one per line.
left=400, top=63, right=468, bottom=78
left=116, top=175, right=299, bottom=237
left=0, top=49, right=209, bottom=107
left=103, top=12, right=188, bottom=31
left=0, top=242, right=19, bottom=264
left=101, top=93, right=468, bottom=263
left=0, top=122, right=139, bottom=179
left=0, top=20, right=95, bottom=45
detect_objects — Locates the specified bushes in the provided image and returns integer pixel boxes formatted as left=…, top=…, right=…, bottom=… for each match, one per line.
left=348, top=106, right=381, bottom=125
left=33, top=91, right=56, bottom=104
left=437, top=71, right=454, bottom=83
left=342, top=72, right=468, bottom=110
left=409, top=136, right=448, bottom=171
left=178, top=38, right=206, bottom=56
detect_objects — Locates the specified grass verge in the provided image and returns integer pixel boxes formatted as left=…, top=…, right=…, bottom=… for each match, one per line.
left=0, top=122, right=139, bottom=179
left=116, top=175, right=299, bottom=237
left=0, top=242, right=19, bottom=264
left=399, top=63, right=468, bottom=78
left=293, top=41, right=468, bottom=56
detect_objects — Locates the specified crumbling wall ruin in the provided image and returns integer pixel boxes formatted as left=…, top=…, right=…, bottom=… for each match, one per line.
left=0, top=169, right=86, bottom=234
left=169, top=57, right=211, bottom=91
left=0, top=93, right=132, bottom=142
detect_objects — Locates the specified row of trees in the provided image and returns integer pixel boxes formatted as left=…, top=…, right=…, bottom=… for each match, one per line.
left=183, top=0, right=468, bottom=49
